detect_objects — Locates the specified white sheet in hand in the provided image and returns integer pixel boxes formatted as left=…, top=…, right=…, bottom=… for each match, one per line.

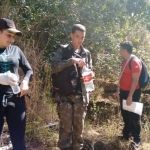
left=123, top=99, right=143, bottom=116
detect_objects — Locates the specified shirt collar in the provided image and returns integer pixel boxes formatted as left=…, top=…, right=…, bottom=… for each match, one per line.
left=68, top=42, right=86, bottom=55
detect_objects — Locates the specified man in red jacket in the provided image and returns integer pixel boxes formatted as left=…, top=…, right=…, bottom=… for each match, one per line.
left=115, top=41, right=142, bottom=149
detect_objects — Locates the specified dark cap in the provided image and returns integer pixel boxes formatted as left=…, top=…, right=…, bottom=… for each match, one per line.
left=0, top=18, right=22, bottom=36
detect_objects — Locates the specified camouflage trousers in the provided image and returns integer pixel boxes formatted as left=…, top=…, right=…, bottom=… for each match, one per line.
left=57, top=95, right=87, bottom=150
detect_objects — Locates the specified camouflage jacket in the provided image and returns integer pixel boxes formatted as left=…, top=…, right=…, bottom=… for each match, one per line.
left=51, top=43, right=92, bottom=105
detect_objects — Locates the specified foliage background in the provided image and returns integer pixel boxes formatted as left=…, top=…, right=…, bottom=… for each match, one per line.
left=1, top=0, right=150, bottom=147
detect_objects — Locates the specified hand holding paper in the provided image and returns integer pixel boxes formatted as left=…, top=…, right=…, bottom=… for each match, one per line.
left=123, top=99, right=143, bottom=116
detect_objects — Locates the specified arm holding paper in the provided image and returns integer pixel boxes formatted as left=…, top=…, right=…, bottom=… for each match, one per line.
left=126, top=72, right=140, bottom=106
left=123, top=100, right=143, bottom=115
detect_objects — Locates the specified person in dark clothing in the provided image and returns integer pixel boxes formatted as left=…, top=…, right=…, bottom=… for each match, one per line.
left=51, top=24, right=93, bottom=150
left=0, top=18, right=33, bottom=150
left=114, top=41, right=142, bottom=149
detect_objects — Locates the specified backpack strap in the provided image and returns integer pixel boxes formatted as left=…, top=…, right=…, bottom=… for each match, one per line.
left=129, top=55, right=136, bottom=70
left=119, top=56, right=132, bottom=82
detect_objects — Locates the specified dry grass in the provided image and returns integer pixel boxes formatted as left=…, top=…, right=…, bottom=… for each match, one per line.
left=83, top=89, right=150, bottom=150
left=84, top=116, right=150, bottom=150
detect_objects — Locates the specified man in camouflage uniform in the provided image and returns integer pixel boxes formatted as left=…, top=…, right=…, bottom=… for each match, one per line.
left=51, top=24, right=93, bottom=150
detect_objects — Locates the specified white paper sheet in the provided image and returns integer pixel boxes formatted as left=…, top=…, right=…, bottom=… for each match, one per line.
left=123, top=99, right=143, bottom=115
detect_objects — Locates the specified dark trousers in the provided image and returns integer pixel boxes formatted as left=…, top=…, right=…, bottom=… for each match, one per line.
left=120, top=88, right=141, bottom=143
left=0, top=95, right=26, bottom=150
left=57, top=95, right=87, bottom=150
